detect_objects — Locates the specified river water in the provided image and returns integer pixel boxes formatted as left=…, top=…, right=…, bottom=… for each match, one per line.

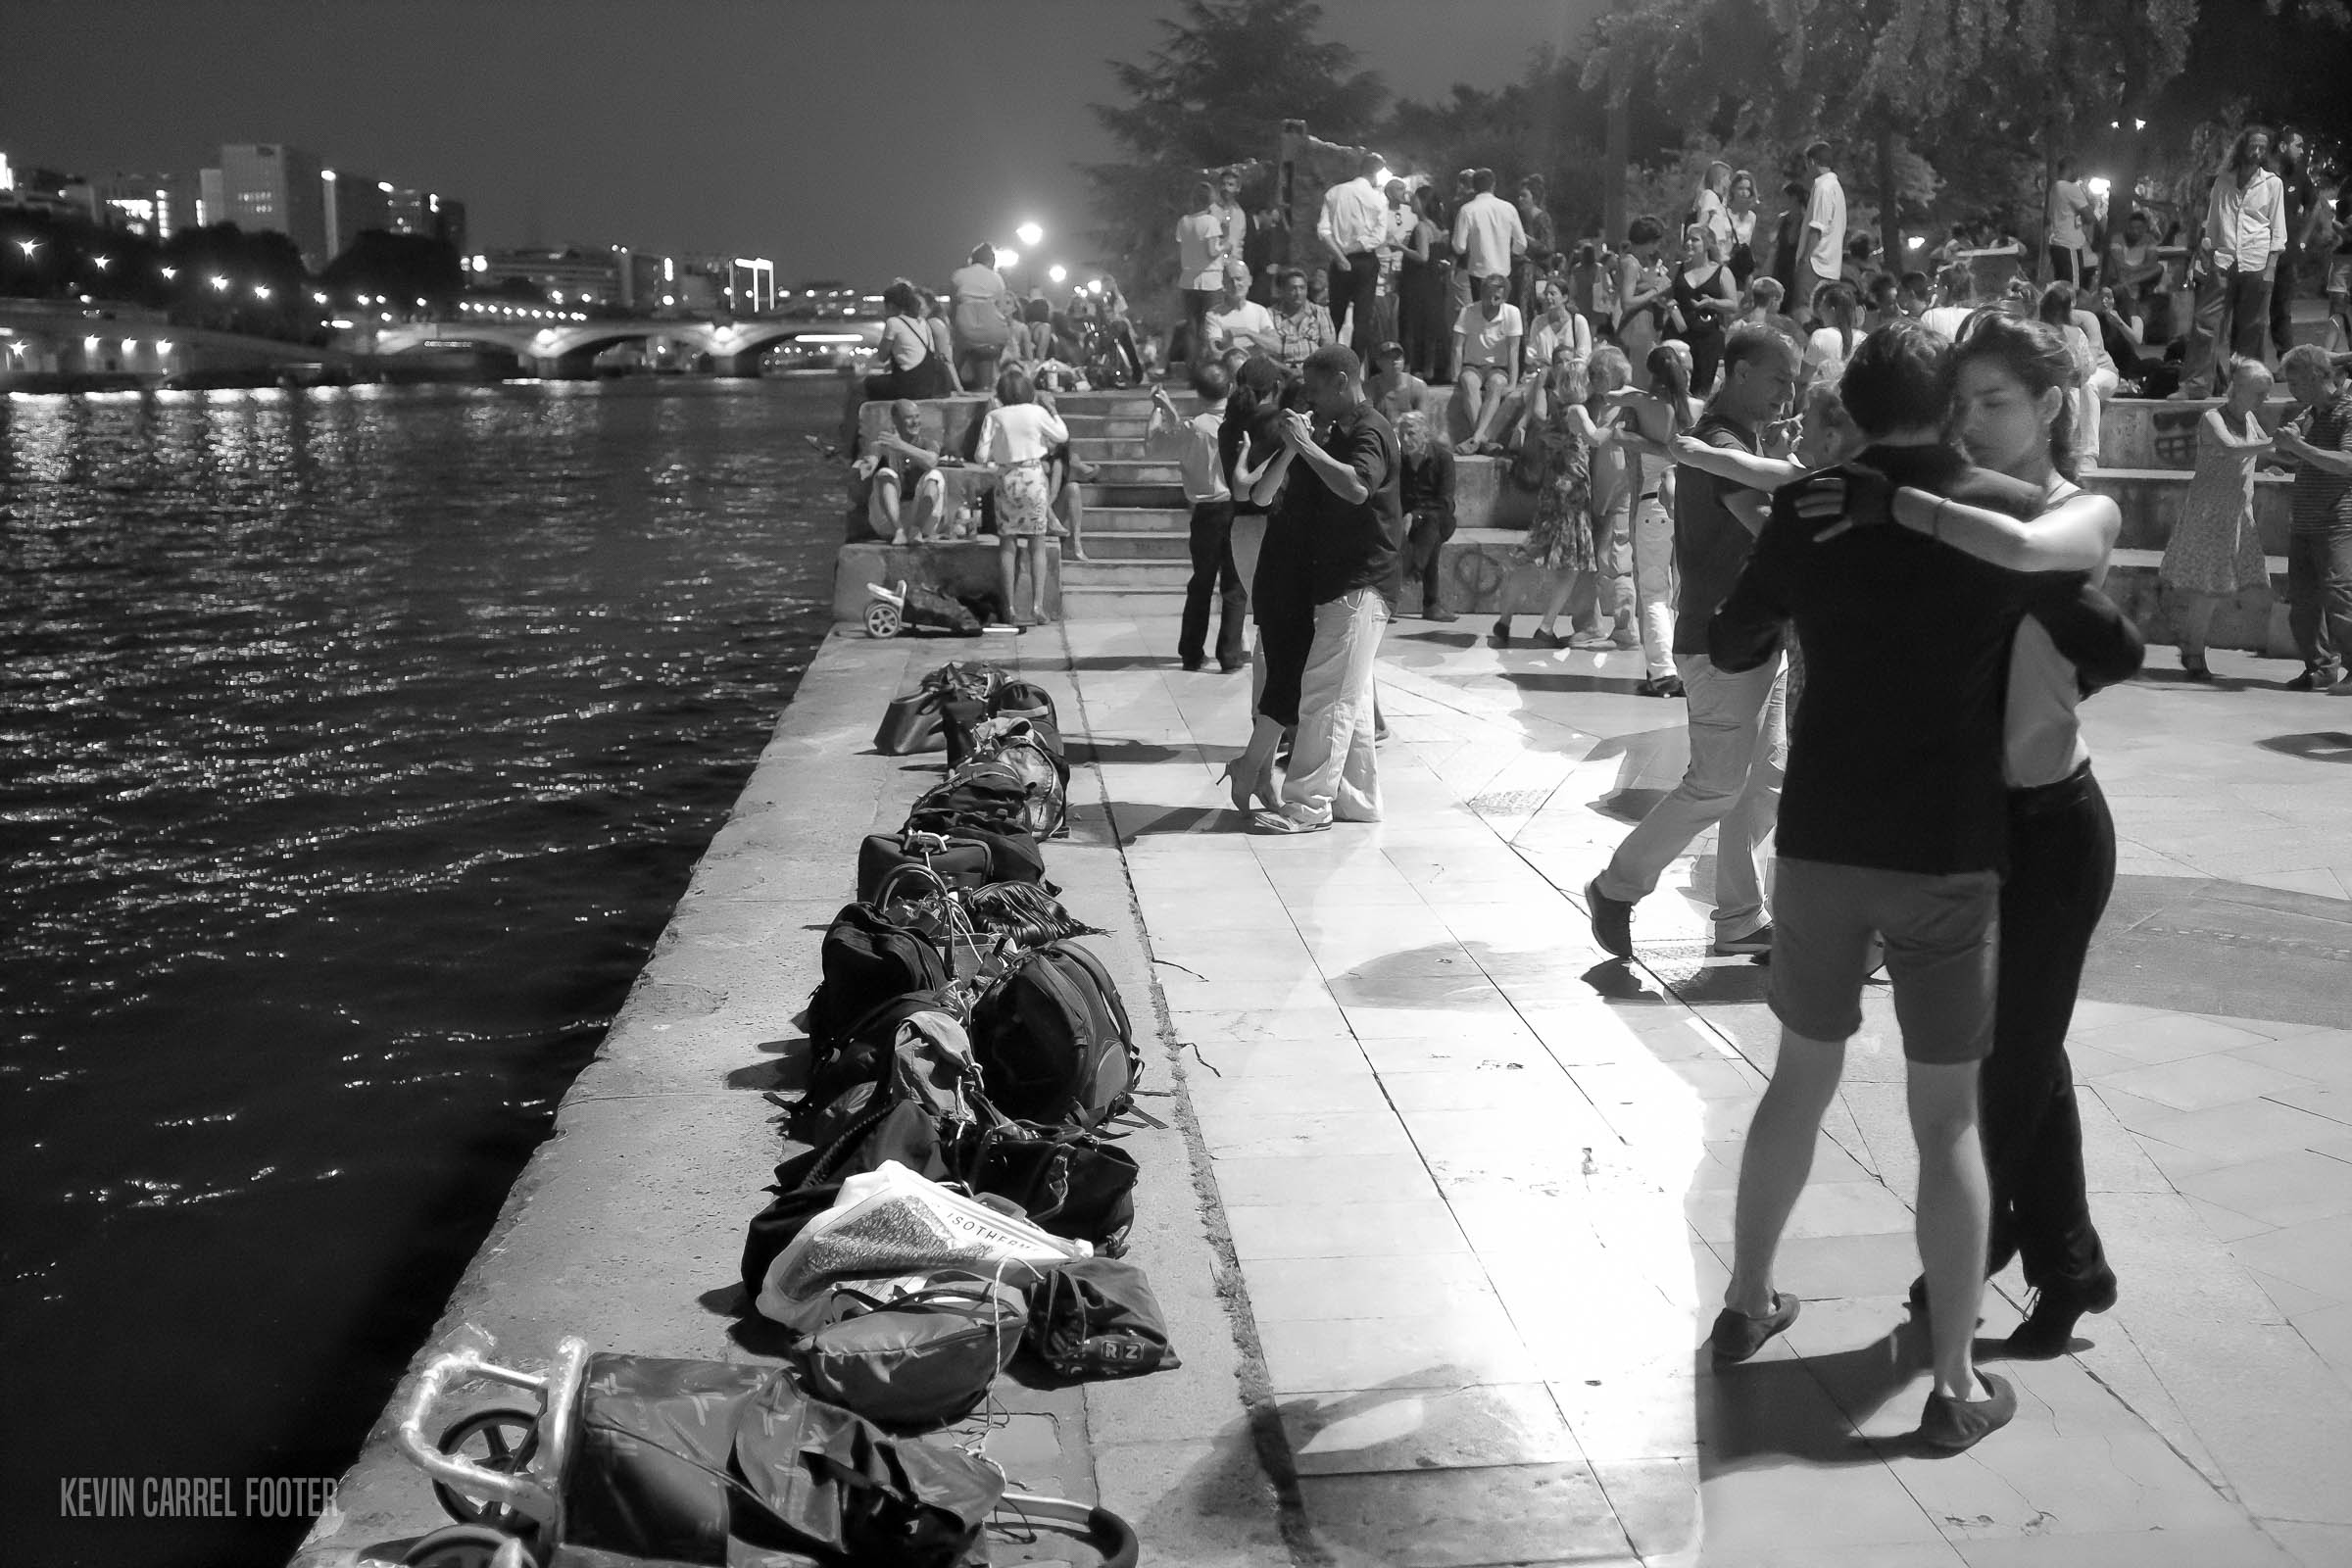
left=0, top=377, right=844, bottom=1567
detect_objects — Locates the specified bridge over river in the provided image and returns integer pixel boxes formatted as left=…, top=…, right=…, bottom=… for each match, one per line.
left=362, top=316, right=883, bottom=376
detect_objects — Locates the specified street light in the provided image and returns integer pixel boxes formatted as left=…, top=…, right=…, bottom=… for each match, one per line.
left=91, top=256, right=110, bottom=270
left=210, top=275, right=229, bottom=292
left=253, top=285, right=271, bottom=300
left=1015, top=220, right=1044, bottom=248
left=161, top=267, right=177, bottom=280
left=1048, top=265, right=1067, bottom=284
left=996, top=248, right=1021, bottom=270
left=15, top=239, right=35, bottom=258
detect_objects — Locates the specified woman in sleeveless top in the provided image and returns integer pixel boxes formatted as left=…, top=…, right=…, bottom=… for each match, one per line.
left=1670, top=224, right=1738, bottom=393
left=1218, top=361, right=1310, bottom=814
left=1400, top=187, right=1447, bottom=379
left=2160, top=358, right=2277, bottom=678
left=863, top=279, right=956, bottom=404
left=1806, top=317, right=2139, bottom=1358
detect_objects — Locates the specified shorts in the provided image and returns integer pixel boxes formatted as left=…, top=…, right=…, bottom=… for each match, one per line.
left=1768, top=857, right=2002, bottom=1063
left=2328, top=256, right=2351, bottom=298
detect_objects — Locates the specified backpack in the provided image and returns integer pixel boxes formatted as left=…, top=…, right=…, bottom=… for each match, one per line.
left=857, top=826, right=1048, bottom=906
left=795, top=992, right=962, bottom=1140
left=965, top=1113, right=1139, bottom=1253
left=795, top=1271, right=1029, bottom=1431
left=806, top=901, right=952, bottom=1054
left=1025, top=1257, right=1181, bottom=1382
left=905, top=765, right=1032, bottom=838
left=967, top=941, right=1140, bottom=1129
left=963, top=722, right=1069, bottom=839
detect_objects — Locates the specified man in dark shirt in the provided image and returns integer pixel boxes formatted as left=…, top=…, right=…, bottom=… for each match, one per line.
left=2273, top=344, right=2352, bottom=691
left=1702, top=320, right=2040, bottom=1450
left=1396, top=408, right=1456, bottom=620
left=1587, top=324, right=1797, bottom=959
left=2270, top=128, right=2321, bottom=360
left=1256, top=344, right=1403, bottom=831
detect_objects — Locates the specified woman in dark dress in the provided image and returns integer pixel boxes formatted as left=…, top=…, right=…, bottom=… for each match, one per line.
left=1218, top=365, right=1313, bottom=815
left=1399, top=186, right=1447, bottom=380
left=1668, top=224, right=1737, bottom=393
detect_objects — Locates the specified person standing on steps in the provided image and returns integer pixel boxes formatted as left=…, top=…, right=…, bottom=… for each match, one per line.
left=1318, top=151, right=1391, bottom=362
left=1152, top=365, right=1246, bottom=673
left=1254, top=346, right=1401, bottom=833
left=1585, top=325, right=1798, bottom=959
left=2271, top=343, right=2352, bottom=692
left=2175, top=125, right=2284, bottom=401
left=1794, top=142, right=1846, bottom=330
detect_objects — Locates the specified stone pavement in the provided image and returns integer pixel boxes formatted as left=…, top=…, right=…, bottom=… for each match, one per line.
left=1059, top=609, right=2352, bottom=1568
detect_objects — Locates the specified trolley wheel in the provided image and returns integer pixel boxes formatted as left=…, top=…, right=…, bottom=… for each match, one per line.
left=402, top=1523, right=530, bottom=1568
left=431, top=1405, right=542, bottom=1534
left=865, top=601, right=904, bottom=638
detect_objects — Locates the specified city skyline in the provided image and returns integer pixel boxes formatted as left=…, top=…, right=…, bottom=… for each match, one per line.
left=5, top=0, right=1604, bottom=283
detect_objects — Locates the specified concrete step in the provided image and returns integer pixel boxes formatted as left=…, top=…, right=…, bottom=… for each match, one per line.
left=1083, top=482, right=1192, bottom=509
left=1079, top=529, right=1191, bottom=562
left=1063, top=559, right=1191, bottom=590
left=1059, top=414, right=1152, bottom=439
left=1054, top=390, right=1195, bottom=418
left=1083, top=506, right=1192, bottom=533
left=2083, top=466, right=2294, bottom=553
left=1081, top=459, right=1185, bottom=485
left=1069, top=436, right=1151, bottom=462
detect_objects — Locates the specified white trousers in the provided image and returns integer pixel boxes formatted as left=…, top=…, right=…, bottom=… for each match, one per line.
left=1282, top=588, right=1389, bottom=823
left=1631, top=495, right=1679, bottom=680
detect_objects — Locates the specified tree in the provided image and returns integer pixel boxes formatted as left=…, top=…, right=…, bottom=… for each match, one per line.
left=1085, top=0, right=1386, bottom=310
left=321, top=230, right=465, bottom=310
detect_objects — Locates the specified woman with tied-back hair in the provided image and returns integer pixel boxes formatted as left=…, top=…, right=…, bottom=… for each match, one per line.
left=1724, top=170, right=1763, bottom=289
left=2036, top=281, right=2119, bottom=472
left=1671, top=223, right=1740, bottom=393
left=1597, top=342, right=1702, bottom=696
left=1801, top=280, right=1864, bottom=392
left=1177, top=178, right=1233, bottom=376
left=1692, top=161, right=1736, bottom=262
left=1494, top=355, right=1618, bottom=647
left=1217, top=357, right=1307, bottom=813
left=1399, top=186, right=1449, bottom=379
left=1796, top=314, right=2139, bottom=1358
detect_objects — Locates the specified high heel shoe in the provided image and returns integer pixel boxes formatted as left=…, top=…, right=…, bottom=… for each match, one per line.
left=2005, top=1267, right=2118, bottom=1359
left=1220, top=758, right=1276, bottom=813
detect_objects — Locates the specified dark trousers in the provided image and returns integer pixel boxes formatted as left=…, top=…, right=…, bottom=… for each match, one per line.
left=1179, top=498, right=1246, bottom=668
left=1255, top=612, right=1314, bottom=728
left=2286, top=524, right=2352, bottom=675
left=2180, top=266, right=2273, bottom=397
left=1405, top=509, right=1452, bottom=612
left=2270, top=248, right=2304, bottom=359
left=1329, top=251, right=1380, bottom=358
left=1182, top=287, right=1216, bottom=370
left=1982, top=765, right=2114, bottom=1295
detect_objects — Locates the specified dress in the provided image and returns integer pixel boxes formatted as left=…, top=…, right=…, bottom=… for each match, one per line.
left=1515, top=406, right=1597, bottom=572
left=1671, top=265, right=1730, bottom=391
left=2159, top=409, right=2270, bottom=595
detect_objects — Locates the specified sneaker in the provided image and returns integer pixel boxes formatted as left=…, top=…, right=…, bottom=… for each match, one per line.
left=1919, top=1372, right=2017, bottom=1451
left=1586, top=876, right=1635, bottom=960
left=1250, top=808, right=1331, bottom=835
left=1709, top=1293, right=1800, bottom=1363
left=1711, top=924, right=1775, bottom=958
left=2286, top=666, right=2333, bottom=692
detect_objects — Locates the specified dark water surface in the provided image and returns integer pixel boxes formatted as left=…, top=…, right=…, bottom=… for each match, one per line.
left=0, top=378, right=842, bottom=1566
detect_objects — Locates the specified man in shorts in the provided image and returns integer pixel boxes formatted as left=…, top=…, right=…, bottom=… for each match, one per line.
left=1702, top=320, right=2057, bottom=1450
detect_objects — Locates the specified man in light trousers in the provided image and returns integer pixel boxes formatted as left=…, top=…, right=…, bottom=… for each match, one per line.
left=1588, top=327, right=1800, bottom=956
left=1256, top=345, right=1403, bottom=832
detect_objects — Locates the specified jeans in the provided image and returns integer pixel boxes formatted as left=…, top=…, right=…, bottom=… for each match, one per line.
left=1442, top=267, right=1473, bottom=381
left=2180, top=266, right=2274, bottom=397
left=1404, top=509, right=1452, bottom=613
left=1596, top=651, right=1787, bottom=940
left=2270, top=248, right=2305, bottom=359
left=2076, top=365, right=2119, bottom=471
left=1983, top=766, right=2114, bottom=1294
left=1282, top=588, right=1389, bottom=823
left=1179, top=499, right=1246, bottom=668
left=2286, top=524, right=2352, bottom=675
left=1630, top=494, right=1677, bottom=679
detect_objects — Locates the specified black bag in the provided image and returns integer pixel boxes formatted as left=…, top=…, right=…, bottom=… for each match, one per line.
left=1025, top=1257, right=1180, bottom=1382
left=807, top=901, right=952, bottom=1054
left=563, top=1351, right=1002, bottom=1567
left=857, top=826, right=1047, bottom=906
left=797, top=992, right=957, bottom=1136
left=988, top=678, right=1057, bottom=731
left=968, top=941, right=1140, bottom=1129
left=966, top=1115, right=1139, bottom=1253
left=939, top=695, right=992, bottom=767
left=961, top=883, right=1102, bottom=949
left=963, top=721, right=1070, bottom=839
left=796, top=1272, right=1029, bottom=1431
left=873, top=690, right=949, bottom=756
left=905, top=765, right=1032, bottom=837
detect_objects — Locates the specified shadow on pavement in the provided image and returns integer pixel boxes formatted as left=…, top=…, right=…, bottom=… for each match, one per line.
left=2256, top=729, right=2352, bottom=763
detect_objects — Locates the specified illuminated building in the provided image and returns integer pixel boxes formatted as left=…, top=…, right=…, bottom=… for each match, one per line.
left=219, top=143, right=327, bottom=267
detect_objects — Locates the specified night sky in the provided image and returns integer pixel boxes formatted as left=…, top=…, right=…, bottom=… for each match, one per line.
left=6, top=0, right=1605, bottom=283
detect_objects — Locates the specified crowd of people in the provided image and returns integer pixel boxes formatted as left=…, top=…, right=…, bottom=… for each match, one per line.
left=1125, top=123, right=2352, bottom=1452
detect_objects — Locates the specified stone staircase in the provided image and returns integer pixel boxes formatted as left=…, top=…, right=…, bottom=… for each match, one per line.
left=1057, top=388, right=1199, bottom=610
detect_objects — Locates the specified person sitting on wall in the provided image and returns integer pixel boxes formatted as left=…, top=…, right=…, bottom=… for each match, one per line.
left=858, top=398, right=956, bottom=544
left=1366, top=339, right=1431, bottom=424
left=1204, top=258, right=1278, bottom=360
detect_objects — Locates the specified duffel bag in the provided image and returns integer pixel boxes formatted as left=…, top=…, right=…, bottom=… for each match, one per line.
left=740, top=1098, right=962, bottom=1303
left=967, top=941, right=1139, bottom=1129
left=1026, top=1257, right=1180, bottom=1382
left=873, top=690, right=949, bottom=757
left=857, top=827, right=1047, bottom=906
left=966, top=1115, right=1139, bottom=1253
left=796, top=1271, right=1029, bottom=1431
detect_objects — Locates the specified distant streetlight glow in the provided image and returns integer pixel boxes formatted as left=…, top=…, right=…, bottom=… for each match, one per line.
left=161, top=267, right=177, bottom=279
left=91, top=256, right=110, bottom=270
left=1087, top=279, right=1103, bottom=296
left=253, top=285, right=271, bottom=300
left=210, top=275, right=229, bottom=291
left=1048, top=265, right=1067, bottom=283
left=996, top=248, right=1021, bottom=270
left=313, top=291, right=328, bottom=304
left=1015, top=220, right=1044, bottom=248
left=15, top=239, right=36, bottom=258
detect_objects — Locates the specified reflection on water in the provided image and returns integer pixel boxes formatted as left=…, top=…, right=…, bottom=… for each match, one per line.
left=0, top=378, right=841, bottom=1567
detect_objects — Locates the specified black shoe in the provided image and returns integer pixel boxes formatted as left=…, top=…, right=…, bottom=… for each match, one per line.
left=1533, top=628, right=1572, bottom=650
left=1640, top=674, right=1686, bottom=699
left=2180, top=656, right=2214, bottom=682
left=1711, top=925, right=1774, bottom=958
left=1181, top=657, right=1205, bottom=672
left=1219, top=660, right=1246, bottom=673
left=1426, top=608, right=1459, bottom=622
left=1586, top=876, right=1635, bottom=960
left=1709, top=1292, right=1800, bottom=1363
left=1491, top=616, right=1512, bottom=648
left=2005, top=1268, right=2118, bottom=1359
left=2286, top=666, right=2332, bottom=692
left=1920, top=1372, right=2016, bottom=1451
